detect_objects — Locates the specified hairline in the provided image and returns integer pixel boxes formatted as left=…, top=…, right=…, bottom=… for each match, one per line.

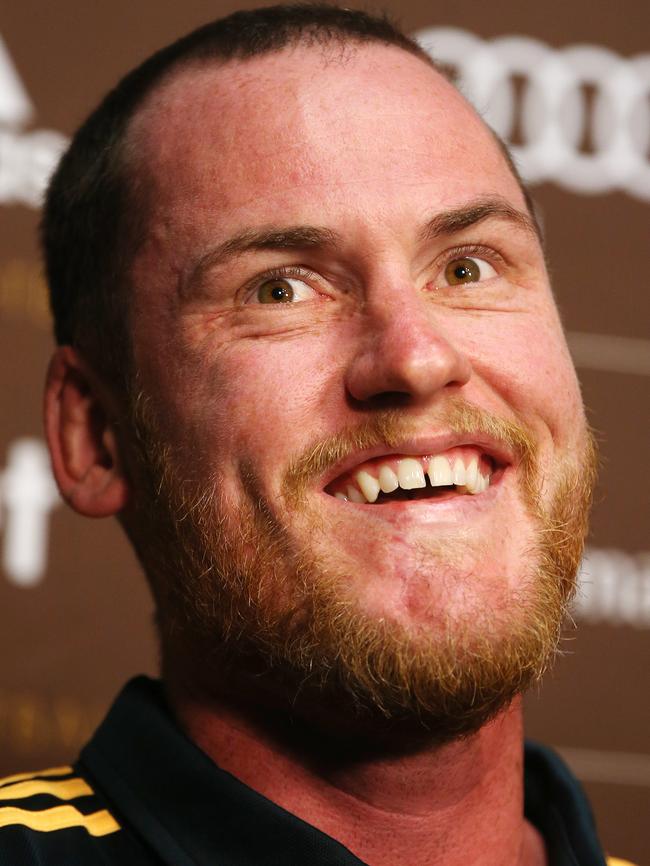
left=119, top=38, right=539, bottom=257
left=112, top=37, right=443, bottom=395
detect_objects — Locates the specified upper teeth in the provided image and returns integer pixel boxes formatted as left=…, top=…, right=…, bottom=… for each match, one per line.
left=356, top=471, right=381, bottom=502
left=378, top=465, right=399, bottom=493
left=333, top=453, right=491, bottom=503
left=397, top=458, right=426, bottom=491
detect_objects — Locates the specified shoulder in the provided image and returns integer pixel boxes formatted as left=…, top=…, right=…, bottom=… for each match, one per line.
left=0, top=765, right=152, bottom=865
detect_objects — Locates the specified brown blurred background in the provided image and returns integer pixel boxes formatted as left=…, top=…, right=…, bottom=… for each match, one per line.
left=0, top=1, right=648, bottom=863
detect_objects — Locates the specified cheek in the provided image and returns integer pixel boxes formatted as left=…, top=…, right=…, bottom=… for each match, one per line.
left=193, top=334, right=343, bottom=473
left=465, top=316, right=584, bottom=445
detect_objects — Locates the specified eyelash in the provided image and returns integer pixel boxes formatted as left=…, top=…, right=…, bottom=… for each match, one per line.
left=436, top=243, right=504, bottom=273
left=244, top=265, right=319, bottom=299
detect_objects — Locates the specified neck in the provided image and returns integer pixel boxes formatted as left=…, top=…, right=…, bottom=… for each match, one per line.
left=167, top=681, right=546, bottom=866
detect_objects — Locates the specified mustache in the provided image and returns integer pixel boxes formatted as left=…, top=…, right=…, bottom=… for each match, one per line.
left=283, top=399, right=537, bottom=504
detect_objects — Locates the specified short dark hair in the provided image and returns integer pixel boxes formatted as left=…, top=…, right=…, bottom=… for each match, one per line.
left=41, top=4, right=437, bottom=387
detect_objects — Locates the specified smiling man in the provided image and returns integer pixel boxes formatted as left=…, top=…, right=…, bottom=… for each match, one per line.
left=0, top=5, right=623, bottom=865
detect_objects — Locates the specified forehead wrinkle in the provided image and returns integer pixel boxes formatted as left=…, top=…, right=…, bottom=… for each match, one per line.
left=128, top=54, right=539, bottom=310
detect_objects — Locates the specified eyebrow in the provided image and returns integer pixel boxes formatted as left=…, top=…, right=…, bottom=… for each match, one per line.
left=183, top=196, right=539, bottom=297
left=183, top=226, right=342, bottom=298
left=417, top=197, right=540, bottom=245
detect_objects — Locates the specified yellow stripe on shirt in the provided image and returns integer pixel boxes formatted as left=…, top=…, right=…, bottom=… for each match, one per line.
left=0, top=767, right=73, bottom=788
left=0, top=804, right=120, bottom=836
left=607, top=858, right=639, bottom=866
left=0, top=778, right=93, bottom=801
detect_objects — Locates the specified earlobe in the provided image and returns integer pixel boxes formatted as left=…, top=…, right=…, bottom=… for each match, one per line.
left=44, top=346, right=130, bottom=517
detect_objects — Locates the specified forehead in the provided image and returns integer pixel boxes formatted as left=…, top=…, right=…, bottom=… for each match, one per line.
left=128, top=43, right=523, bottom=234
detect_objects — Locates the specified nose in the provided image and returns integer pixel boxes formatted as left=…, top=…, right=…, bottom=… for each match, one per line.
left=344, top=287, right=472, bottom=406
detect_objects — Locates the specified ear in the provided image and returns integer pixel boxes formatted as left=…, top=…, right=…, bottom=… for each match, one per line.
left=44, top=346, right=130, bottom=517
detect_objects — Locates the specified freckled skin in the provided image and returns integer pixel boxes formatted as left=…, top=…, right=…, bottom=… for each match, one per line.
left=128, top=45, right=585, bottom=636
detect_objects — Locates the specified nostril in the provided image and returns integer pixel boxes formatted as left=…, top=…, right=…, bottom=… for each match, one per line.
left=344, top=330, right=472, bottom=406
left=346, top=390, right=413, bottom=410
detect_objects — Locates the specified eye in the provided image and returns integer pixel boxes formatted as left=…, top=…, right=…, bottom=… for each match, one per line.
left=441, top=257, right=497, bottom=287
left=250, top=275, right=318, bottom=304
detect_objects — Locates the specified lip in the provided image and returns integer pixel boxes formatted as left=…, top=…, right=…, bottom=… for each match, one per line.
left=319, top=432, right=515, bottom=493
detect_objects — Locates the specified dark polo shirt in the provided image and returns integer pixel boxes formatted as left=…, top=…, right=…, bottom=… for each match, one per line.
left=0, top=676, right=614, bottom=865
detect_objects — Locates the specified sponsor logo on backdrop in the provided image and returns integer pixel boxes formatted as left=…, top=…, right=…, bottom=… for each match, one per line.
left=1, top=439, right=649, bottom=630
left=0, top=34, right=67, bottom=208
left=414, top=28, right=650, bottom=201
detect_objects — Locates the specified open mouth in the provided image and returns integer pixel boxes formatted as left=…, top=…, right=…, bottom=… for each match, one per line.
left=324, top=447, right=499, bottom=505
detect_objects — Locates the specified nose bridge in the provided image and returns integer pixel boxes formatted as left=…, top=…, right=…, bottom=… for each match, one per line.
left=345, top=275, right=472, bottom=404
left=371, top=280, right=434, bottom=342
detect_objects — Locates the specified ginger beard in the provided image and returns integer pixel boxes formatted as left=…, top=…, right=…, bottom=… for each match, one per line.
left=128, top=395, right=598, bottom=743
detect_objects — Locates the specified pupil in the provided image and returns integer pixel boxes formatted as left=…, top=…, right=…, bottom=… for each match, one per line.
left=272, top=285, right=288, bottom=300
left=455, top=265, right=469, bottom=280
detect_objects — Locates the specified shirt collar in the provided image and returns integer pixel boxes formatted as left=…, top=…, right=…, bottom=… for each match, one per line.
left=81, top=676, right=606, bottom=866
left=524, top=740, right=607, bottom=866
left=81, top=676, right=366, bottom=866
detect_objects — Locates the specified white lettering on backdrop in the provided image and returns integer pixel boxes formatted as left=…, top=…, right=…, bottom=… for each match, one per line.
left=0, top=439, right=60, bottom=586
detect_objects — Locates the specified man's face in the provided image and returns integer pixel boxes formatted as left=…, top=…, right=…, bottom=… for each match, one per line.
left=125, top=44, right=594, bottom=736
